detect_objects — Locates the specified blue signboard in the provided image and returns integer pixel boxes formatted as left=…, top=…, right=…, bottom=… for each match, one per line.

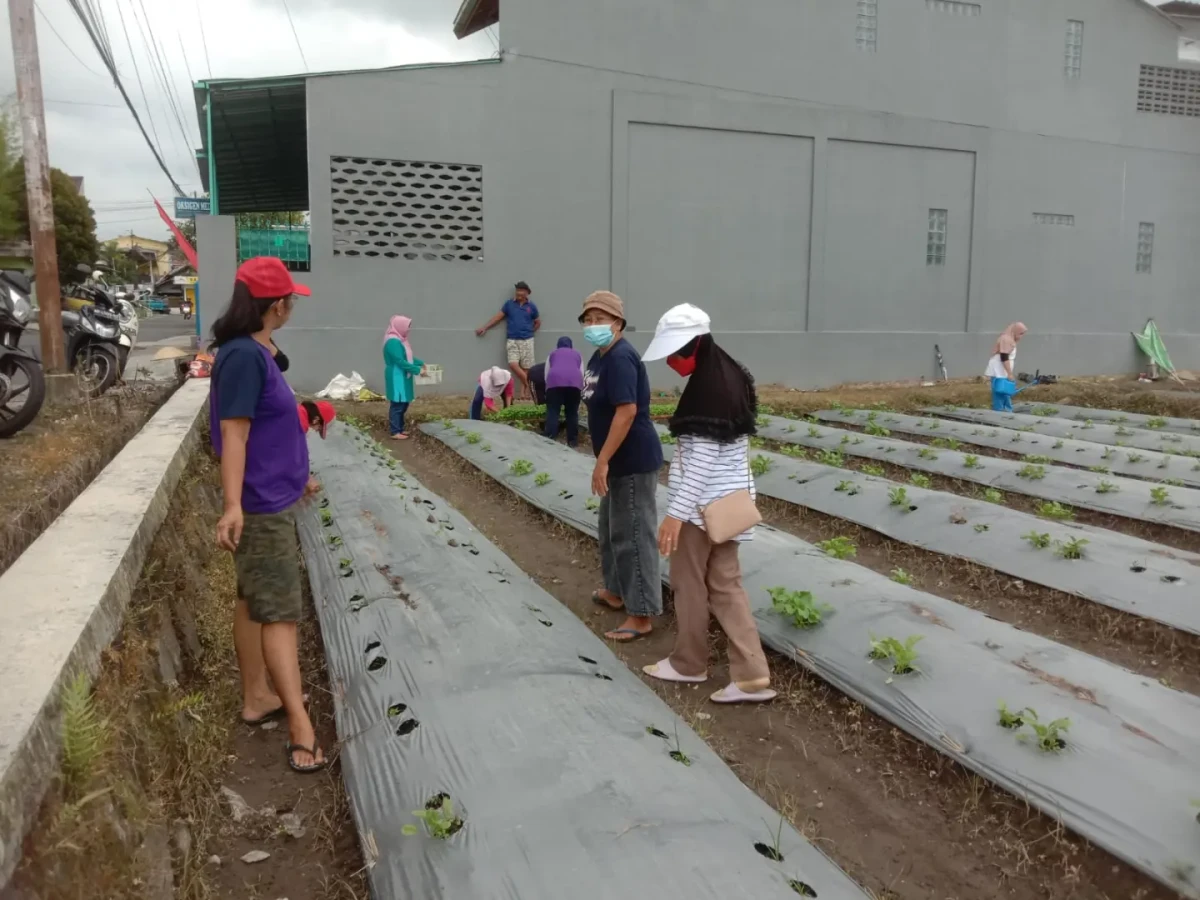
left=174, top=196, right=211, bottom=217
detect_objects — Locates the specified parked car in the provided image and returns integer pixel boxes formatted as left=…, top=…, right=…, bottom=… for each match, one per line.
left=146, top=296, right=170, bottom=314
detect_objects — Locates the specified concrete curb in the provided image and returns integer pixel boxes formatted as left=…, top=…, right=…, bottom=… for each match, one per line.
left=0, top=380, right=209, bottom=888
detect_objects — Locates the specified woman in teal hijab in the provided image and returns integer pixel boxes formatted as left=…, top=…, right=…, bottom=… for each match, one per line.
left=383, top=315, right=425, bottom=439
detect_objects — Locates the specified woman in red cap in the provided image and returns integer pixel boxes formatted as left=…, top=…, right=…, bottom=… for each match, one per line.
left=208, top=257, right=326, bottom=774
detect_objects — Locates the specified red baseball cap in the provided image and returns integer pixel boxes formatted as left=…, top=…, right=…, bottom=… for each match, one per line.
left=298, top=400, right=336, bottom=438
left=236, top=256, right=311, bottom=299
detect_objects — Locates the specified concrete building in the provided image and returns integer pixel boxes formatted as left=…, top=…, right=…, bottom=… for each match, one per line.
left=195, top=0, right=1200, bottom=393
left=112, top=234, right=172, bottom=279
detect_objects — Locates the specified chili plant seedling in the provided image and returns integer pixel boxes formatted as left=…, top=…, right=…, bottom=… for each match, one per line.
left=780, top=444, right=807, bottom=458
left=1146, top=417, right=1168, bottom=429
left=1018, top=708, right=1071, bottom=752
left=1023, top=531, right=1051, bottom=549
left=454, top=427, right=466, bottom=437
left=1017, top=464, right=1047, bottom=480
left=1095, top=480, right=1118, bottom=494
left=1163, top=478, right=1185, bottom=487
left=328, top=535, right=343, bottom=548
left=750, top=436, right=766, bottom=449
left=441, top=417, right=454, bottom=428
left=807, top=425, right=821, bottom=438
left=1054, top=537, right=1089, bottom=560
left=834, top=480, right=859, bottom=495
left=888, top=486, right=909, bottom=507
left=1116, top=425, right=1133, bottom=436
left=1150, top=486, right=1171, bottom=505
left=910, top=472, right=931, bottom=488
left=1127, top=452, right=1147, bottom=464
left=816, top=536, right=857, bottom=560
left=839, top=434, right=850, bottom=445
left=481, top=443, right=492, bottom=452
left=889, top=568, right=913, bottom=585
left=997, top=701, right=1029, bottom=729
left=974, top=523, right=990, bottom=533
left=319, top=509, right=333, bottom=527
left=756, top=415, right=769, bottom=428
left=1037, top=501, right=1074, bottom=521
left=401, top=794, right=464, bottom=839
left=534, top=472, right=551, bottom=486
left=963, top=455, right=982, bottom=469
left=465, top=431, right=482, bottom=444
left=1088, top=465, right=1109, bottom=474
left=983, top=488, right=1005, bottom=505
left=785, top=424, right=797, bottom=434
left=818, top=449, right=844, bottom=467
left=861, top=463, right=885, bottom=476
left=1052, top=440, right=1064, bottom=449
left=509, top=459, right=534, bottom=476
left=917, top=447, right=938, bottom=460
left=1102, top=446, right=1115, bottom=460
left=1031, top=405, right=1058, bottom=417
left=1021, top=454, right=1052, bottom=465
left=585, top=497, right=599, bottom=511
left=769, top=587, right=830, bottom=629
left=865, top=422, right=891, bottom=437
left=868, top=635, right=923, bottom=675
left=751, top=455, right=772, bottom=477
left=669, top=721, right=691, bottom=766
left=660, top=432, right=677, bottom=444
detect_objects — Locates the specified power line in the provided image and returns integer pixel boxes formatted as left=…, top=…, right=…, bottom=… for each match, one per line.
left=194, top=0, right=211, bottom=78
left=279, top=0, right=308, bottom=70
left=33, top=1, right=104, bottom=77
left=113, top=0, right=165, bottom=174
left=130, top=0, right=194, bottom=175
left=44, top=98, right=123, bottom=108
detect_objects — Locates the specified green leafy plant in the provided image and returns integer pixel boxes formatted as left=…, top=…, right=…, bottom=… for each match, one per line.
left=319, top=508, right=333, bottom=527
left=861, top=463, right=885, bottom=476
left=1101, top=447, right=1115, bottom=460
left=660, top=432, right=677, bottom=444
left=1009, top=433, right=1023, bottom=444
left=756, top=415, right=769, bottom=428
left=751, top=455, right=772, bottom=477
left=817, top=449, right=844, bottom=467
left=1146, top=417, right=1168, bottom=430
left=926, top=420, right=941, bottom=431
left=1023, top=531, right=1051, bottom=549
left=816, top=537, right=857, bottom=560
left=1127, top=452, right=1147, bottom=464
left=481, top=443, right=492, bottom=452
left=669, top=721, right=691, bottom=766
left=1052, top=440, right=1064, bottom=449
left=868, top=634, right=923, bottom=675
left=839, top=434, right=851, bottom=445
left=1054, top=537, right=1089, bottom=560
left=1031, top=405, right=1059, bottom=416
left=888, top=486, right=909, bottom=507
left=1116, top=425, right=1133, bottom=437
left=454, top=427, right=466, bottom=437
left=769, top=587, right=831, bottom=629
left=785, top=424, right=797, bottom=434
left=974, top=523, right=990, bottom=533
left=402, top=794, right=464, bottom=839
left=509, top=459, right=534, bottom=476
left=1017, top=464, right=1047, bottom=480
left=465, top=432, right=482, bottom=444
left=1114, top=415, right=1129, bottom=423
left=807, top=426, right=821, bottom=438
left=997, top=701, right=1027, bottom=729
left=339, top=557, right=353, bottom=568
left=910, top=473, right=931, bottom=489
left=1095, top=480, right=1119, bottom=494
left=1037, top=501, right=1074, bottom=521
left=750, top=436, right=766, bottom=449
left=1163, top=478, right=1185, bottom=487
left=780, top=444, right=808, bottom=459
left=963, top=455, right=982, bottom=469
left=917, top=447, right=938, bottom=460
left=1021, top=454, right=1052, bottom=464
left=328, top=534, right=343, bottom=548
left=865, top=422, right=891, bottom=437
left=931, top=437, right=962, bottom=451
left=889, top=568, right=913, bottom=585
left=1087, top=465, right=1109, bottom=474
left=834, top=480, right=859, bottom=495
left=441, top=417, right=454, bottom=428
left=60, top=672, right=108, bottom=796
left=1018, top=708, right=1071, bottom=752
left=1150, top=486, right=1171, bottom=506
left=585, top=497, right=600, bottom=511
left=984, top=488, right=1005, bottom=505
left=534, top=472, right=551, bottom=486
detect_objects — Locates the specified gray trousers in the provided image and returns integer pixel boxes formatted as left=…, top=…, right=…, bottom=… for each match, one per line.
left=598, top=470, right=662, bottom=617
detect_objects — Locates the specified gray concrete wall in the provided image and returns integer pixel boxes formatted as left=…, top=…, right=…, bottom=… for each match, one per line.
left=197, top=215, right=238, bottom=348
left=280, top=2, right=1200, bottom=394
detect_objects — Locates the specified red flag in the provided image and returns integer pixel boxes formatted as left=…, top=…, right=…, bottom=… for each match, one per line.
left=153, top=196, right=199, bottom=271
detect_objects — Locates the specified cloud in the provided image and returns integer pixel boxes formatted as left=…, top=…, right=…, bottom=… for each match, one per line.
left=0, top=0, right=492, bottom=241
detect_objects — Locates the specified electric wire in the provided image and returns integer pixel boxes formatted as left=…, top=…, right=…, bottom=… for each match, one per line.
left=112, top=0, right=166, bottom=177
left=194, top=0, right=211, bottom=78
left=279, top=0, right=308, bottom=70
left=33, top=1, right=105, bottom=78
left=130, top=0, right=194, bottom=176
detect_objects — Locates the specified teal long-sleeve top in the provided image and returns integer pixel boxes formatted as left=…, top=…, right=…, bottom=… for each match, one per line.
left=383, top=337, right=424, bottom=403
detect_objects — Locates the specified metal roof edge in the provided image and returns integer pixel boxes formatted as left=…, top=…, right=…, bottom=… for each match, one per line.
left=194, top=57, right=499, bottom=93
left=1130, top=0, right=1183, bottom=29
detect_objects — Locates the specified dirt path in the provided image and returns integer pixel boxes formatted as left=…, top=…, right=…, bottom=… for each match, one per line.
left=371, top=419, right=1176, bottom=900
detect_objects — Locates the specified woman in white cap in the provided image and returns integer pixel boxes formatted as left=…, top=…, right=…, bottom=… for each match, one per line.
left=640, top=303, right=775, bottom=704
left=470, top=365, right=515, bottom=420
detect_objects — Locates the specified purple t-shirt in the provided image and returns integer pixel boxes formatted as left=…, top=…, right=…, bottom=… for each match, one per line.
left=209, top=336, right=308, bottom=514
left=546, top=346, right=583, bottom=390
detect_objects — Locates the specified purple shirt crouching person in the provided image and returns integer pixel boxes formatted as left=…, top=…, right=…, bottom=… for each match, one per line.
left=544, top=336, right=583, bottom=447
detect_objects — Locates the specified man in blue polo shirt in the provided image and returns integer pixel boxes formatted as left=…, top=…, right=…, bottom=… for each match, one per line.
left=476, top=280, right=540, bottom=401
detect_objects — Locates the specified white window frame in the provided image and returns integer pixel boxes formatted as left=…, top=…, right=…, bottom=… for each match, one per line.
left=927, top=208, right=948, bottom=266
left=1065, top=20, right=1084, bottom=78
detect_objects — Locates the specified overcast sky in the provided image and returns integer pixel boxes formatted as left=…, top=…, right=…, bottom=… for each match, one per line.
left=0, top=0, right=493, bottom=241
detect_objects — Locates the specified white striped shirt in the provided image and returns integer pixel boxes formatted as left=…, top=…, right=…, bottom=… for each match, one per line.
left=666, top=434, right=756, bottom=542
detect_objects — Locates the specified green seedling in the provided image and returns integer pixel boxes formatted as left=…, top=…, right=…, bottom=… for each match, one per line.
left=917, top=448, right=938, bottom=460
left=865, top=411, right=878, bottom=422
left=402, top=794, right=463, bottom=839
left=1037, top=501, right=1074, bottom=521
left=807, top=426, right=821, bottom=438
left=1009, top=432, right=1023, bottom=443
left=997, top=701, right=1027, bottom=729
left=1017, top=464, right=1047, bottom=480
left=1116, top=425, right=1133, bottom=436
left=865, top=423, right=891, bottom=437
left=817, top=449, right=844, bottom=467
left=1163, top=478, right=1185, bottom=487
left=758, top=813, right=786, bottom=862
left=834, top=480, right=859, bottom=495
left=889, top=568, right=913, bottom=585
left=785, top=424, right=797, bottom=434
left=963, top=455, right=982, bottom=469
left=839, top=434, right=850, bottom=445
left=328, top=535, right=343, bottom=548
left=1095, top=480, right=1118, bottom=494
left=534, top=472, right=551, bottom=486
left=868, top=634, right=923, bottom=675
left=751, top=455, right=772, bottom=477
left=816, top=536, right=857, bottom=560
left=1101, top=447, right=1115, bottom=460
left=1018, top=708, right=1071, bottom=752
left=1146, top=417, right=1168, bottom=429
left=660, top=432, right=677, bottom=444
left=1031, top=405, right=1058, bottom=416
left=465, top=432, right=482, bottom=444
left=1127, top=452, right=1147, bottom=464
left=756, top=415, right=769, bottom=428
left=1151, top=486, right=1171, bottom=506
left=441, top=417, right=453, bottom=428
left=1054, top=537, right=1089, bottom=560
left=926, top=420, right=941, bottom=431
left=1052, top=440, right=1064, bottom=450
left=319, top=509, right=333, bottom=526
left=1022, top=454, right=1052, bottom=464
left=669, top=721, right=691, bottom=766
left=974, top=524, right=989, bottom=533
left=1019, top=426, right=1036, bottom=433
left=910, top=473, right=931, bottom=489
left=481, top=443, right=492, bottom=452
left=585, top=497, right=599, bottom=511
left=861, top=463, right=884, bottom=476
left=888, top=486, right=909, bottom=507
left=509, top=459, right=534, bottom=476
left=780, top=444, right=807, bottom=459
left=1081, top=419, right=1094, bottom=429
left=984, top=489, right=1005, bottom=505
left=1023, top=531, right=1051, bottom=549
left=851, top=436, right=864, bottom=445
left=339, top=557, right=352, bottom=568
left=768, top=587, right=831, bottom=629
left=1157, top=458, right=1170, bottom=469
left=750, top=436, right=766, bottom=449
left=454, top=427, right=466, bottom=437
left=1087, top=465, right=1109, bottom=474
left=931, top=437, right=962, bottom=451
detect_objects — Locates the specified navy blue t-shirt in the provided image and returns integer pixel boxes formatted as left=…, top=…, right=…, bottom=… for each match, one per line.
left=582, top=337, right=663, bottom=477
left=501, top=298, right=539, bottom=340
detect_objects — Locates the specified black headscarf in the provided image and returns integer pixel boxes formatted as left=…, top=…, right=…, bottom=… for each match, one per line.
left=667, top=334, right=757, bottom=443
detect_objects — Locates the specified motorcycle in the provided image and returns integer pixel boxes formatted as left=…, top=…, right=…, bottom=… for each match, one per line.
left=0, top=270, right=45, bottom=438
left=180, top=300, right=192, bottom=320
left=61, top=265, right=122, bottom=396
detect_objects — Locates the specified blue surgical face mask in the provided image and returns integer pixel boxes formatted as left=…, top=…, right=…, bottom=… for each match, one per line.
left=583, top=324, right=615, bottom=348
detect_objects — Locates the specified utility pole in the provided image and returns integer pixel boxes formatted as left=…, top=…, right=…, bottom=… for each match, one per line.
left=8, top=0, right=64, bottom=373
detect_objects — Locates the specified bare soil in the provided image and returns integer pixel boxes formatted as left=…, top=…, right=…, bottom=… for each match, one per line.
left=354, top=411, right=1177, bottom=900
left=0, top=383, right=174, bottom=575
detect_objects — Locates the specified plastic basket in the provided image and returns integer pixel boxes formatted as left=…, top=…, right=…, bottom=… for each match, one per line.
left=415, top=363, right=443, bottom=385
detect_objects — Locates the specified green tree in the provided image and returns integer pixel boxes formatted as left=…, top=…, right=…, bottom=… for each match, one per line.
left=167, top=216, right=196, bottom=253
left=9, top=165, right=98, bottom=283
left=100, top=240, right=142, bottom=283
left=0, top=108, right=22, bottom=239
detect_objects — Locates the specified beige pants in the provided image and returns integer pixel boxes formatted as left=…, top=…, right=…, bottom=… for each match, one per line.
left=669, top=522, right=770, bottom=684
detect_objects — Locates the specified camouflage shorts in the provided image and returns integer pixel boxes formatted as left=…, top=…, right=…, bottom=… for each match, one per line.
left=234, top=507, right=303, bottom=624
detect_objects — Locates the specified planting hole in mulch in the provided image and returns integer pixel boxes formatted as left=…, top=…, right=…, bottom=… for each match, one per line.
left=789, top=878, right=818, bottom=897
left=1131, top=564, right=1147, bottom=573
left=367, top=655, right=388, bottom=672
left=365, top=640, right=381, bottom=652
left=387, top=702, right=408, bottom=717
left=396, top=718, right=420, bottom=736
left=578, top=655, right=598, bottom=664
left=754, top=842, right=784, bottom=862
left=424, top=792, right=464, bottom=836
left=646, top=726, right=669, bottom=740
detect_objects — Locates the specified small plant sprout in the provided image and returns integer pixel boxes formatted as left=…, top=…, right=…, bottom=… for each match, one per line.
left=1036, top=501, right=1074, bottom=521
left=888, top=486, right=909, bottom=507
left=780, top=444, right=808, bottom=459
left=997, top=701, right=1027, bottom=729
left=534, top=472, right=551, bottom=487
left=669, top=721, right=691, bottom=766
left=328, top=534, right=343, bottom=548
left=865, top=422, right=891, bottom=437
left=1164, top=477, right=1185, bottom=487
left=660, top=432, right=677, bottom=444
left=481, top=442, right=492, bottom=452
left=756, top=415, right=769, bottom=428
left=1023, top=531, right=1051, bottom=549
left=839, top=434, right=850, bottom=445
left=454, top=426, right=466, bottom=437
left=816, top=537, right=857, bottom=560
left=585, top=497, right=600, bottom=511
left=917, top=447, right=938, bottom=460
left=465, top=431, right=482, bottom=444
left=910, top=473, right=932, bottom=489
left=1088, top=465, right=1109, bottom=474
left=1116, top=424, right=1133, bottom=437
left=509, top=459, right=534, bottom=476
left=867, top=635, right=923, bottom=675
left=401, top=794, right=464, bottom=839
left=834, top=480, right=859, bottom=495
left=818, top=449, right=845, bottom=467
left=785, top=424, right=797, bottom=434
left=861, top=463, right=885, bottom=477
left=1151, top=486, right=1171, bottom=506
left=1102, top=446, right=1115, bottom=460
left=890, top=568, right=914, bottom=585
left=984, top=488, right=1005, bottom=505
left=1021, top=454, right=1052, bottom=465
left=769, top=587, right=831, bottom=629
left=757, top=813, right=786, bottom=863
left=319, top=508, right=333, bottom=526
left=974, top=523, right=990, bottom=533
left=1146, top=416, right=1168, bottom=429
left=807, top=425, right=821, bottom=438
left=1018, top=708, right=1071, bottom=752
left=1081, top=419, right=1094, bottom=429
left=751, top=455, right=772, bottom=477
left=1127, top=452, right=1147, bottom=464
left=1017, top=464, right=1047, bottom=480
left=1054, top=537, right=1089, bottom=560
left=1031, top=405, right=1058, bottom=416
left=963, top=455, right=982, bottom=469
left=1052, top=440, right=1064, bottom=450
left=339, top=557, right=353, bottom=569
left=441, top=417, right=454, bottom=428
left=1095, top=480, right=1119, bottom=494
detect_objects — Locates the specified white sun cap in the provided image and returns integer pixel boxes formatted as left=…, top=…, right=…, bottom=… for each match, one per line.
left=641, top=303, right=712, bottom=361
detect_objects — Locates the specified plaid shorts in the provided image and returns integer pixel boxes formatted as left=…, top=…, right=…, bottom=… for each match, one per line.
left=506, top=338, right=535, bottom=369
left=234, top=506, right=304, bottom=623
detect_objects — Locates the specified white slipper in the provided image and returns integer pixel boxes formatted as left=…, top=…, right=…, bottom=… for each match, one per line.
left=710, top=682, right=777, bottom=704
left=642, top=658, right=707, bottom=684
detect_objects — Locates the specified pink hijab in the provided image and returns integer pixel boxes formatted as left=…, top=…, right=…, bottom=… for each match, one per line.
left=993, top=322, right=1027, bottom=356
left=383, top=315, right=413, bottom=361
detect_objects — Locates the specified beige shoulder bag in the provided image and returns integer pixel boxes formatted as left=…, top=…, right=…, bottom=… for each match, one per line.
left=681, top=439, right=761, bottom=544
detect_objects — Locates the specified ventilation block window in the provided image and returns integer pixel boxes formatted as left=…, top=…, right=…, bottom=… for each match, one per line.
left=1064, top=20, right=1084, bottom=77
left=926, top=209, right=948, bottom=266
left=856, top=0, right=877, bottom=51
left=1136, top=222, right=1155, bottom=274
left=1137, top=64, right=1200, bottom=117
left=1033, top=213, right=1075, bottom=227
left=926, top=0, right=981, bottom=15
left=330, top=156, right=483, bottom=261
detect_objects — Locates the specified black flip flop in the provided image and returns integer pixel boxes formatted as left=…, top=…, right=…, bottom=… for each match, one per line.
left=286, top=743, right=327, bottom=774
left=606, top=627, right=651, bottom=643
left=242, top=706, right=285, bottom=727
